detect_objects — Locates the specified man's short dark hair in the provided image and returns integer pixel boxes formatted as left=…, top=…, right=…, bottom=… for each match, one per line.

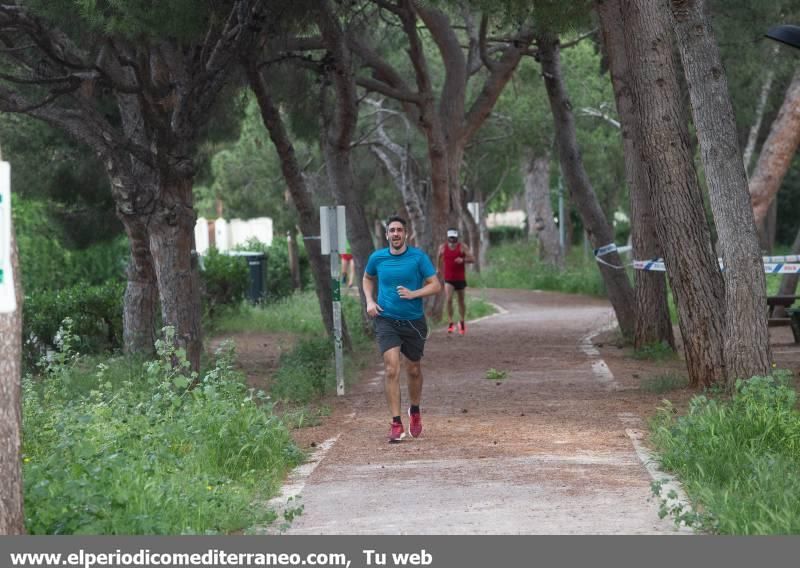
left=447, top=227, right=458, bottom=232
left=386, top=215, right=407, bottom=228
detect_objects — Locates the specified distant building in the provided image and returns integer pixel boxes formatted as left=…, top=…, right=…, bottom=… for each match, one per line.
left=194, top=217, right=274, bottom=254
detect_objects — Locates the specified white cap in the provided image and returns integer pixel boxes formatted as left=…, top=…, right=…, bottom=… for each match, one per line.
left=447, top=229, right=458, bottom=238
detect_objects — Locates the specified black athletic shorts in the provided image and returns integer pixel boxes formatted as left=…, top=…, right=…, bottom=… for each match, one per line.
left=445, top=280, right=467, bottom=291
left=373, top=316, right=428, bottom=361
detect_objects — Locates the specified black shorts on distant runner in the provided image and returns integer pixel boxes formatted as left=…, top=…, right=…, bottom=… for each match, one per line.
left=445, top=280, right=467, bottom=290
left=373, top=316, right=428, bottom=361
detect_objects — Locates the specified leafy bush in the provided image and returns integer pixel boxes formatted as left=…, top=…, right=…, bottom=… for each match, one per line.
left=14, top=198, right=127, bottom=292
left=270, top=336, right=336, bottom=404
left=488, top=226, right=525, bottom=245
left=22, top=326, right=303, bottom=534
left=24, top=281, right=124, bottom=364
left=650, top=373, right=800, bottom=533
left=201, top=247, right=248, bottom=318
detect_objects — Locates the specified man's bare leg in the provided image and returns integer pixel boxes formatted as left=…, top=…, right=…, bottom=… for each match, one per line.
left=383, top=346, right=402, bottom=417
left=445, top=283, right=455, bottom=324
left=407, top=359, right=423, bottom=406
left=457, top=289, right=467, bottom=322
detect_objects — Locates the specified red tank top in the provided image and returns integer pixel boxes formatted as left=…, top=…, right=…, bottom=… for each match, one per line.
left=443, top=243, right=466, bottom=281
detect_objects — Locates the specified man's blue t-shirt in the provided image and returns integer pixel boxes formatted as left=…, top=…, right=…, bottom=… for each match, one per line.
left=365, top=246, right=437, bottom=320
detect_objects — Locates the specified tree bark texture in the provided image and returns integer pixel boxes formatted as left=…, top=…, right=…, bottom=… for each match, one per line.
left=317, top=0, right=374, bottom=338
left=110, top=92, right=159, bottom=356
left=670, top=0, right=772, bottom=382
left=620, top=0, right=725, bottom=388
left=0, top=222, right=24, bottom=534
left=521, top=150, right=562, bottom=267
left=246, top=61, right=336, bottom=337
left=148, top=174, right=204, bottom=372
left=750, top=68, right=800, bottom=226
left=596, top=0, right=674, bottom=350
left=537, top=33, right=636, bottom=338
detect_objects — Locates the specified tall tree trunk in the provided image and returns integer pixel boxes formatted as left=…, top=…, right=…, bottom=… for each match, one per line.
left=522, top=149, right=562, bottom=267
left=108, top=94, right=160, bottom=356
left=121, top=217, right=158, bottom=355
left=743, top=45, right=779, bottom=173
left=148, top=174, right=203, bottom=372
left=597, top=0, right=674, bottom=350
left=246, top=60, right=335, bottom=337
left=288, top=229, right=302, bottom=291
left=537, top=32, right=636, bottom=337
left=670, top=0, right=771, bottom=383
left=621, top=0, right=726, bottom=388
left=757, top=199, right=777, bottom=253
left=0, top=220, right=24, bottom=534
left=317, top=1, right=375, bottom=338
left=750, top=68, right=800, bottom=225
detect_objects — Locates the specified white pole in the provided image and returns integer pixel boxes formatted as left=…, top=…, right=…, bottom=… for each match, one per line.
left=324, top=206, right=346, bottom=396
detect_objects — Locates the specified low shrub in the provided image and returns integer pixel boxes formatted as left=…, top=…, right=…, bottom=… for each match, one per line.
left=650, top=372, right=800, bottom=533
left=269, top=336, right=336, bottom=404
left=24, top=281, right=124, bottom=364
left=488, top=226, right=525, bottom=245
left=22, top=326, right=303, bottom=534
left=201, top=247, right=248, bottom=318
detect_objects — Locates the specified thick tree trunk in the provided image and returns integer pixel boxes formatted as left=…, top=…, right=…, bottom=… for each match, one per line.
left=620, top=0, right=726, bottom=388
left=522, top=150, right=562, bottom=267
left=246, top=61, right=335, bottom=336
left=670, top=0, right=771, bottom=383
left=0, top=222, right=24, bottom=534
left=757, top=199, right=777, bottom=253
left=288, top=229, right=302, bottom=291
left=317, top=0, right=374, bottom=339
left=597, top=0, right=674, bottom=350
left=750, top=68, right=800, bottom=225
left=122, top=217, right=158, bottom=355
left=148, top=174, right=203, bottom=373
left=538, top=33, right=636, bottom=337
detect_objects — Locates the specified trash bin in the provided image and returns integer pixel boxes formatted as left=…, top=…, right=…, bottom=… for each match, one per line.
left=244, top=253, right=268, bottom=304
left=226, top=251, right=268, bottom=304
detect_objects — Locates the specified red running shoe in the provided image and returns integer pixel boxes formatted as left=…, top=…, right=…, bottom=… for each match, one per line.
left=458, top=321, right=466, bottom=335
left=388, top=421, right=406, bottom=443
left=447, top=322, right=455, bottom=334
left=408, top=407, right=422, bottom=438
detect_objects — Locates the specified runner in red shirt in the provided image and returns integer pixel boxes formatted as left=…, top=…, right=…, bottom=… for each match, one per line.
left=437, top=228, right=475, bottom=335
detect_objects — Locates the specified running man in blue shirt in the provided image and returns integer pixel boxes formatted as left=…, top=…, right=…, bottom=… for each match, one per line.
left=363, top=215, right=441, bottom=443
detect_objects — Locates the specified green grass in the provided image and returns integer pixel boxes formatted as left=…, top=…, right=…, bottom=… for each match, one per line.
left=650, top=373, right=800, bottom=533
left=632, top=341, right=677, bottom=361
left=470, top=242, right=605, bottom=297
left=640, top=373, right=688, bottom=393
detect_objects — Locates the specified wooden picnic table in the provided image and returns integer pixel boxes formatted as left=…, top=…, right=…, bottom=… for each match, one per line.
left=767, top=295, right=800, bottom=342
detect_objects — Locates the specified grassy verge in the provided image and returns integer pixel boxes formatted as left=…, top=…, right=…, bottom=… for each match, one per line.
left=22, top=324, right=302, bottom=534
left=470, top=242, right=605, bottom=297
left=650, top=372, right=800, bottom=533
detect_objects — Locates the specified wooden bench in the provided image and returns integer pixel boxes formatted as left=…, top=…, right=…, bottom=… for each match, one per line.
left=767, top=295, right=800, bottom=342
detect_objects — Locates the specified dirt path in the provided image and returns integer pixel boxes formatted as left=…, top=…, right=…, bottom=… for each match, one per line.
left=255, top=288, right=692, bottom=535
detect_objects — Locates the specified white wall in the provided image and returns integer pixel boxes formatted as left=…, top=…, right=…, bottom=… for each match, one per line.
left=199, top=216, right=274, bottom=252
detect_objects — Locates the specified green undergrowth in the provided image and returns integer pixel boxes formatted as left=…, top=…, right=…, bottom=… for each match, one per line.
left=22, top=322, right=302, bottom=535
left=470, top=242, right=605, bottom=297
left=650, top=372, right=800, bottom=533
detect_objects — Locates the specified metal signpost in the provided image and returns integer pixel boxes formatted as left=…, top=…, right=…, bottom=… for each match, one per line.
left=320, top=205, right=347, bottom=396
left=0, top=161, right=15, bottom=314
